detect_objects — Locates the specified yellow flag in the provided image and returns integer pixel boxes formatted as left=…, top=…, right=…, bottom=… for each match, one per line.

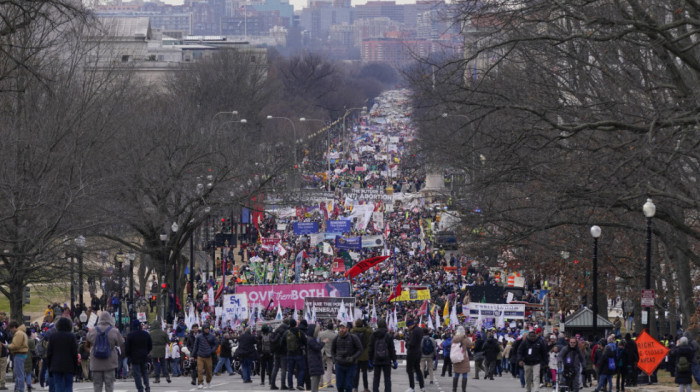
left=443, top=301, right=450, bottom=325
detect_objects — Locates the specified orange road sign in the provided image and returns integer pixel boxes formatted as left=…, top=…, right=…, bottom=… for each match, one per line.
left=636, top=330, right=669, bottom=376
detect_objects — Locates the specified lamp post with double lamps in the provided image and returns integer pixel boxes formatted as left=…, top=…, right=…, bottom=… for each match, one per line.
left=300, top=117, right=328, bottom=189
left=590, top=225, right=601, bottom=338
left=75, top=235, right=86, bottom=310
left=642, top=198, right=656, bottom=331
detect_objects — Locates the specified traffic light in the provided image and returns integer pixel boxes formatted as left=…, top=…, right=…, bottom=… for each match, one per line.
left=161, top=283, right=167, bottom=295
left=22, top=287, right=30, bottom=305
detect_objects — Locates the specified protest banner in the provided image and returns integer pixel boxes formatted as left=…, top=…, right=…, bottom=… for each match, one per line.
left=390, top=288, right=431, bottom=302
left=335, top=236, right=362, bottom=250
left=466, top=303, right=526, bottom=319
left=303, top=297, right=356, bottom=319
left=236, top=282, right=352, bottom=309
left=326, top=220, right=352, bottom=233
left=223, top=294, right=249, bottom=319
left=293, top=222, right=319, bottom=235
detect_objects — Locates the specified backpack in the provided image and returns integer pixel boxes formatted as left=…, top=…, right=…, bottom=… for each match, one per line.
left=422, top=337, right=435, bottom=356
left=286, top=330, right=300, bottom=353
left=35, top=339, right=46, bottom=358
left=450, top=342, right=465, bottom=363
left=443, top=338, right=452, bottom=359
left=262, top=333, right=272, bottom=354
left=354, top=331, right=368, bottom=352
left=270, top=330, right=284, bottom=353
left=608, top=355, right=616, bottom=371
left=677, top=356, right=690, bottom=373
left=374, top=336, right=389, bottom=362
left=93, top=326, right=113, bottom=359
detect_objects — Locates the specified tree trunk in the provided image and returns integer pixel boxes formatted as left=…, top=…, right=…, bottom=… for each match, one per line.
left=9, top=280, right=24, bottom=323
left=660, top=210, right=695, bottom=331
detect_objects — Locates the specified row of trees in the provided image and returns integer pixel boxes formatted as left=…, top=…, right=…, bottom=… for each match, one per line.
left=0, top=7, right=398, bottom=321
left=409, top=0, right=700, bottom=336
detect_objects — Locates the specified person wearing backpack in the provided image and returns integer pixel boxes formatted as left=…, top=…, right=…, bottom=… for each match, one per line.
left=257, top=324, right=274, bottom=386
left=671, top=336, right=695, bottom=392
left=351, top=319, right=372, bottom=392
left=214, top=332, right=235, bottom=376
left=368, top=319, right=397, bottom=392
left=594, top=343, right=617, bottom=392
left=450, top=326, right=471, bottom=392
left=270, top=321, right=289, bottom=390
left=331, top=322, right=363, bottom=392
left=317, top=321, right=337, bottom=388
left=85, top=312, right=124, bottom=392
left=405, top=319, right=425, bottom=392
left=149, top=322, right=171, bottom=384
left=285, top=319, right=306, bottom=391
left=420, top=328, right=437, bottom=385
left=682, top=331, right=700, bottom=386
left=482, top=331, right=502, bottom=380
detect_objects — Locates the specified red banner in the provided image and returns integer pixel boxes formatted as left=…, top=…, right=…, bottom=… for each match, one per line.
left=345, top=255, right=390, bottom=279
left=332, top=258, right=346, bottom=273
left=261, top=238, right=281, bottom=252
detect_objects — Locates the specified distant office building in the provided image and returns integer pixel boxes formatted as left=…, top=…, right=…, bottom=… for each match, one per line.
left=355, top=1, right=405, bottom=23
left=352, top=17, right=401, bottom=47
left=299, top=2, right=353, bottom=42
left=361, top=37, right=431, bottom=64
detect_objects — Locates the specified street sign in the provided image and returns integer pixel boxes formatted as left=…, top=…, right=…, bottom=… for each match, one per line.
left=636, top=330, right=669, bottom=376
left=641, top=289, right=655, bottom=307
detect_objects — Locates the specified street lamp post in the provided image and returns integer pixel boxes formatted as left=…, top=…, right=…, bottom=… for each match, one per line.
left=342, top=107, right=367, bottom=152
left=590, top=225, right=601, bottom=338
left=75, top=235, right=86, bottom=310
left=160, top=231, right=167, bottom=322
left=115, top=251, right=124, bottom=331
left=300, top=117, right=328, bottom=189
left=643, top=198, right=656, bottom=331
left=126, top=252, right=135, bottom=322
left=69, top=252, right=75, bottom=313
left=171, top=221, right=179, bottom=319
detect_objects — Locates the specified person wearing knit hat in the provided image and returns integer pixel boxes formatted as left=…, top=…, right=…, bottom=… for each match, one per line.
left=671, top=336, right=695, bottom=391
left=86, top=312, right=125, bottom=392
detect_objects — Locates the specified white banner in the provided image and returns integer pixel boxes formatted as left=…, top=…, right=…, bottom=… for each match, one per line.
left=223, top=294, right=249, bottom=320
left=467, top=303, right=526, bottom=319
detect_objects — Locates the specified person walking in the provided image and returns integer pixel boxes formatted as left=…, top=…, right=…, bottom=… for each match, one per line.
left=594, top=341, right=617, bottom=392
left=318, top=321, right=337, bottom=388
left=258, top=325, right=274, bottom=386
left=368, top=319, right=397, bottom=392
left=450, top=326, right=471, bottom=392
left=351, top=319, right=372, bottom=392
left=331, top=322, right=362, bottom=392
left=193, top=323, right=219, bottom=389
left=471, top=332, right=485, bottom=380
left=440, top=333, right=452, bottom=378
left=558, top=337, right=584, bottom=392
left=235, top=327, right=258, bottom=383
left=482, top=332, right=502, bottom=380
left=671, top=336, right=695, bottom=392
left=517, top=331, right=547, bottom=392
left=149, top=322, right=171, bottom=383
left=7, top=321, right=29, bottom=392
left=306, top=324, right=325, bottom=392
left=85, top=312, right=125, bottom=392
left=420, top=328, right=437, bottom=385
left=186, top=324, right=200, bottom=386
left=125, top=320, right=153, bottom=392
left=405, top=320, right=425, bottom=392
left=213, top=333, right=235, bottom=376
left=45, top=318, right=78, bottom=392
left=169, top=338, right=181, bottom=377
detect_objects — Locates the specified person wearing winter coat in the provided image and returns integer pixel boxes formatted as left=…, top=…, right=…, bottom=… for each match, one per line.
left=419, top=328, right=437, bottom=385
left=317, top=321, right=337, bottom=388
left=594, top=343, right=617, bottom=392
left=558, top=337, right=585, bottom=392
left=517, top=331, right=547, bottom=392
left=168, top=338, right=181, bottom=377
left=235, top=327, right=259, bottom=383
left=149, top=322, right=171, bottom=383
left=482, top=332, right=502, bottom=380
left=682, top=331, right=700, bottom=385
left=450, top=327, right=472, bottom=392
left=331, top=322, right=363, bottom=392
left=45, top=318, right=78, bottom=392
left=404, top=320, right=425, bottom=392
left=185, top=324, right=199, bottom=386
left=7, top=321, right=29, bottom=392
left=193, top=324, right=219, bottom=388
left=351, top=320, right=372, bottom=392
left=368, top=319, right=397, bottom=392
left=306, top=324, right=325, bottom=392
left=125, top=320, right=153, bottom=392
left=85, top=312, right=124, bottom=392
left=670, top=337, right=695, bottom=392
left=214, top=333, right=235, bottom=376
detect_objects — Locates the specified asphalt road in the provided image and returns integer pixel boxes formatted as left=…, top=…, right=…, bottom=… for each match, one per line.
left=33, top=361, right=588, bottom=392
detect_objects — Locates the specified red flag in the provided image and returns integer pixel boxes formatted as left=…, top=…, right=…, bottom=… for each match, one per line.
left=344, top=255, right=390, bottom=279
left=419, top=300, right=428, bottom=315
left=388, top=281, right=402, bottom=302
